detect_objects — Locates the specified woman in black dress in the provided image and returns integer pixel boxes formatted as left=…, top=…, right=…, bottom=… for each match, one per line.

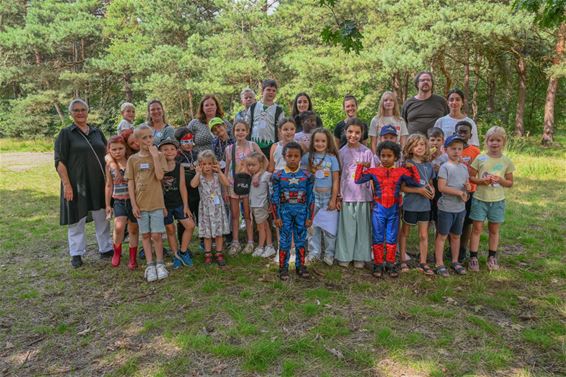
left=55, top=99, right=113, bottom=268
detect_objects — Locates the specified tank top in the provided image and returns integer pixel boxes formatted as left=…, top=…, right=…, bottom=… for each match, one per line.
left=110, top=167, right=129, bottom=200
left=162, top=162, right=183, bottom=208
left=228, top=141, right=253, bottom=175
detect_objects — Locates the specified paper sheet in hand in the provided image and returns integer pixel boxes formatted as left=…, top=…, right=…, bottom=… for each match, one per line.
left=313, top=209, right=339, bottom=236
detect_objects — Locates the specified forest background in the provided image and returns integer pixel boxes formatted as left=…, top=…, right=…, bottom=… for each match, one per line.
left=0, top=0, right=564, bottom=144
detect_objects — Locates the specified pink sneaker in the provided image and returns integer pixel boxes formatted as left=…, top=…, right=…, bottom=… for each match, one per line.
left=487, top=256, right=500, bottom=271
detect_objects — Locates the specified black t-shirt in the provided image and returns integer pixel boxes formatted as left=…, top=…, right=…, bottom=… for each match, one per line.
left=163, top=162, right=183, bottom=208
left=333, top=120, right=369, bottom=148
left=401, top=94, right=449, bottom=135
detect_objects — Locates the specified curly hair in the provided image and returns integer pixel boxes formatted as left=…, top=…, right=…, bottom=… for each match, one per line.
left=403, top=134, right=430, bottom=162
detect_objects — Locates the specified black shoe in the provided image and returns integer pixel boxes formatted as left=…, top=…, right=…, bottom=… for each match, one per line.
left=387, top=263, right=399, bottom=278
left=100, top=250, right=114, bottom=259
left=71, top=255, right=83, bottom=268
left=296, top=265, right=309, bottom=278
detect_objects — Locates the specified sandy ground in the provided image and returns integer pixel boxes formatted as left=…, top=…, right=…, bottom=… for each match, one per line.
left=0, top=152, right=53, bottom=171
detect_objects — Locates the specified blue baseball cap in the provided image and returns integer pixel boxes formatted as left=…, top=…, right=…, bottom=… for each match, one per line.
left=380, top=124, right=398, bottom=136
left=444, top=134, right=465, bottom=148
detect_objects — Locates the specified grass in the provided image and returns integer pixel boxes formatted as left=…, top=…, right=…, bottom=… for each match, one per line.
left=0, top=137, right=54, bottom=152
left=1, top=136, right=565, bottom=376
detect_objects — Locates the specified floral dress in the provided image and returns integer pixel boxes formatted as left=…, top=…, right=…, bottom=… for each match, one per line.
left=198, top=173, right=230, bottom=238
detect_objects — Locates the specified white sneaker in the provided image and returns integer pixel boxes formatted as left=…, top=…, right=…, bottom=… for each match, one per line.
left=262, top=245, right=276, bottom=258
left=145, top=265, right=157, bottom=282
left=323, top=255, right=334, bottom=266
left=353, top=261, right=365, bottom=269
left=156, top=263, right=169, bottom=280
left=228, top=242, right=240, bottom=256
left=252, top=247, right=264, bottom=257
left=242, top=243, right=254, bottom=254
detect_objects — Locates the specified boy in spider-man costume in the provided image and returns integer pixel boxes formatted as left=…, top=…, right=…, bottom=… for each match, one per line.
left=272, top=142, right=314, bottom=281
left=355, top=140, right=420, bottom=278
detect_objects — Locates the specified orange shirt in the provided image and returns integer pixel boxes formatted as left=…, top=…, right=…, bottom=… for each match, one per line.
left=462, top=145, right=481, bottom=192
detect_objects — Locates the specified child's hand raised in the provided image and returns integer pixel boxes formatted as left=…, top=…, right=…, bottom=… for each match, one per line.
left=212, top=163, right=221, bottom=173
left=195, top=164, right=202, bottom=174
left=149, top=145, right=159, bottom=158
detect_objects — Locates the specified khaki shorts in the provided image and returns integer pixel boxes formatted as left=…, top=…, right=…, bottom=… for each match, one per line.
left=252, top=206, right=270, bottom=224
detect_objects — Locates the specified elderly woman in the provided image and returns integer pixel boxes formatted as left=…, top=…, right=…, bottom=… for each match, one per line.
left=55, top=99, right=113, bottom=268
left=145, top=100, right=176, bottom=146
left=187, top=94, right=232, bottom=155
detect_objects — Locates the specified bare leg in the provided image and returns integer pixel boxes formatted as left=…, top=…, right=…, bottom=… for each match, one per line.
left=418, top=221, right=429, bottom=264
left=142, top=233, right=153, bottom=264
left=178, top=217, right=195, bottom=251
left=152, top=233, right=164, bottom=261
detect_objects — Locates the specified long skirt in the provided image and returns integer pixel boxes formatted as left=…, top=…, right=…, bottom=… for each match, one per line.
left=335, top=202, right=372, bottom=263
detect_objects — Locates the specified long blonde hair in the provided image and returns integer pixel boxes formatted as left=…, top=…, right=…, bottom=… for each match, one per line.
left=403, top=134, right=431, bottom=162
left=377, top=91, right=401, bottom=120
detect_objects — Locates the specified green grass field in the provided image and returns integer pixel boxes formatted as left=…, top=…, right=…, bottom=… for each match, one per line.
left=1, top=137, right=564, bottom=376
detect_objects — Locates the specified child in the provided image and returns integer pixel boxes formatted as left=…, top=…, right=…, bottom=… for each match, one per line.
left=158, top=138, right=196, bottom=269
left=117, top=102, right=135, bottom=134
left=335, top=118, right=374, bottom=268
left=369, top=91, right=409, bottom=154
left=294, top=111, right=317, bottom=151
left=272, top=142, right=314, bottom=280
left=175, top=128, right=200, bottom=224
left=379, top=124, right=400, bottom=144
left=468, top=126, right=514, bottom=271
left=126, top=125, right=169, bottom=282
left=224, top=121, right=263, bottom=255
left=268, top=117, right=297, bottom=172
left=355, top=141, right=420, bottom=278
left=434, top=135, right=471, bottom=277
left=399, top=134, right=435, bottom=275
left=455, top=121, right=481, bottom=263
left=301, top=128, right=340, bottom=266
left=427, top=127, right=447, bottom=226
left=105, top=135, right=139, bottom=269
left=190, top=150, right=231, bottom=265
left=210, top=117, right=235, bottom=170
left=246, top=152, right=276, bottom=257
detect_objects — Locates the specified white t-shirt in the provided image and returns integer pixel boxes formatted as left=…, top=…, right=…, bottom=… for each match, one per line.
left=117, top=119, right=133, bottom=134
left=369, top=115, right=409, bottom=142
left=249, top=171, right=272, bottom=208
left=434, top=115, right=480, bottom=147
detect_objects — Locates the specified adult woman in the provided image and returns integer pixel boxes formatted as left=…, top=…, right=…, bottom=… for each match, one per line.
left=433, top=89, right=480, bottom=146
left=55, top=99, right=113, bottom=268
left=187, top=94, right=232, bottom=155
left=291, top=92, right=323, bottom=132
left=146, top=100, right=175, bottom=146
left=333, top=95, right=368, bottom=148
left=369, top=91, right=409, bottom=154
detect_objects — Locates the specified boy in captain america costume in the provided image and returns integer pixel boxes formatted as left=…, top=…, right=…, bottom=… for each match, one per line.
left=272, top=142, right=314, bottom=281
left=355, top=141, right=421, bottom=278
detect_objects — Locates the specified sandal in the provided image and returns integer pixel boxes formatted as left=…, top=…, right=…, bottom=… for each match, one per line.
left=450, top=262, right=467, bottom=275
left=296, top=265, right=310, bottom=278
left=204, top=252, right=212, bottom=265
left=372, top=264, right=384, bottom=279
left=399, top=262, right=410, bottom=273
left=279, top=268, right=289, bottom=281
left=418, top=263, right=434, bottom=276
left=387, top=263, right=399, bottom=278
left=435, top=265, right=449, bottom=277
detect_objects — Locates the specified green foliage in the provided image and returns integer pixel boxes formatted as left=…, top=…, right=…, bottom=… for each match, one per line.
left=0, top=0, right=563, bottom=137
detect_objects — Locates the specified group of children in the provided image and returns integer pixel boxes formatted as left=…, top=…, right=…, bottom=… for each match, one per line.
left=105, top=101, right=514, bottom=282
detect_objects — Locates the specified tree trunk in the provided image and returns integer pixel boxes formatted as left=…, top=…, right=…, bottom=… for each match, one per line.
left=487, top=74, right=496, bottom=113
left=54, top=102, right=65, bottom=125
left=463, top=55, right=470, bottom=114
left=542, top=23, right=566, bottom=145
left=514, top=54, right=526, bottom=137
left=123, top=72, right=133, bottom=102
left=437, top=53, right=452, bottom=97
left=471, top=61, right=480, bottom=119
left=188, top=90, right=194, bottom=119
left=392, top=72, right=401, bottom=100
left=403, top=72, right=410, bottom=103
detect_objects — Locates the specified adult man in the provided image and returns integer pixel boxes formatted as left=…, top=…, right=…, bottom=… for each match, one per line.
left=247, top=79, right=285, bottom=157
left=401, top=72, right=449, bottom=136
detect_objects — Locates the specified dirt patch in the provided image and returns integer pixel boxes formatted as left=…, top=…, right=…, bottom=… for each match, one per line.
left=0, top=152, right=53, bottom=171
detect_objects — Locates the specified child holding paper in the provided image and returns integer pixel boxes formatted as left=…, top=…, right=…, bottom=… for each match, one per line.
left=301, top=128, right=340, bottom=266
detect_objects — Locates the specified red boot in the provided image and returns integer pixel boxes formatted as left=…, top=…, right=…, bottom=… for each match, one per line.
left=128, top=247, right=138, bottom=270
left=372, top=244, right=384, bottom=265
left=112, top=244, right=122, bottom=267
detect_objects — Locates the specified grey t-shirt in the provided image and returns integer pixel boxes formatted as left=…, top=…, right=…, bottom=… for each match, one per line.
left=437, top=161, right=469, bottom=213
left=401, top=94, right=449, bottom=135
left=249, top=171, right=272, bottom=208
left=403, top=161, right=434, bottom=212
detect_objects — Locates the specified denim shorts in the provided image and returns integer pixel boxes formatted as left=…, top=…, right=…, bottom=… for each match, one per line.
left=470, top=198, right=506, bottom=223
left=113, top=199, right=137, bottom=223
left=437, top=210, right=466, bottom=236
left=139, top=209, right=165, bottom=234
left=164, top=205, right=187, bottom=225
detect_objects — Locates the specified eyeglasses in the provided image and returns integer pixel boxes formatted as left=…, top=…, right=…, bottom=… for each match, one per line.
left=72, top=109, right=87, bottom=113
